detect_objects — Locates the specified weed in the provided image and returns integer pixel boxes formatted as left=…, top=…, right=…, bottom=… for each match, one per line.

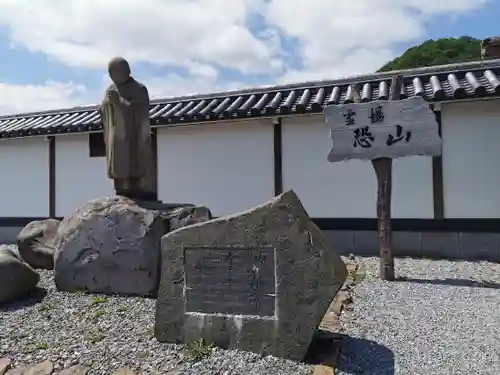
left=37, top=342, right=49, bottom=350
left=38, top=303, right=53, bottom=312
left=89, top=330, right=106, bottom=344
left=91, top=296, right=108, bottom=305
left=185, top=339, right=213, bottom=362
left=354, top=268, right=368, bottom=283
left=346, top=263, right=368, bottom=284
left=93, top=310, right=105, bottom=318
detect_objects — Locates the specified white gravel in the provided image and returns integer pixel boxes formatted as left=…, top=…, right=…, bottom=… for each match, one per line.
left=337, top=256, right=500, bottom=375
left=0, top=245, right=313, bottom=375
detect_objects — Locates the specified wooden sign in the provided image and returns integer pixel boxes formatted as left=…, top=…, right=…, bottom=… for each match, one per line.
left=323, top=96, right=442, bottom=162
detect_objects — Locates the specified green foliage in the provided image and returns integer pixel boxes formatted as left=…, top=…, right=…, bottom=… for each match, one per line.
left=89, top=329, right=106, bottom=344
left=37, top=342, right=49, bottom=350
left=91, top=296, right=108, bottom=305
left=185, top=339, right=214, bottom=362
left=378, top=36, right=481, bottom=72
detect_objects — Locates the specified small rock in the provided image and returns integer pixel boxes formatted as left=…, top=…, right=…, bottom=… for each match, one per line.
left=24, top=360, right=53, bottom=375
left=5, top=368, right=24, bottom=375
left=17, top=219, right=60, bottom=270
left=312, top=364, right=334, bottom=375
left=58, top=365, right=89, bottom=375
left=0, top=246, right=40, bottom=303
left=0, top=358, right=11, bottom=375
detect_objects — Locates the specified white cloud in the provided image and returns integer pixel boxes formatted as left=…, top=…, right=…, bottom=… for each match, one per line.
left=260, top=0, right=488, bottom=79
left=97, top=72, right=245, bottom=100
left=0, top=0, right=489, bottom=114
left=0, top=74, right=247, bottom=115
left=0, top=0, right=278, bottom=74
left=0, top=81, right=91, bottom=115
left=144, top=75, right=244, bottom=99
left=184, top=61, right=219, bottom=79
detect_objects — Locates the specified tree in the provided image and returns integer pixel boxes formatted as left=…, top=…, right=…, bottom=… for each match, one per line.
left=378, top=36, right=481, bottom=72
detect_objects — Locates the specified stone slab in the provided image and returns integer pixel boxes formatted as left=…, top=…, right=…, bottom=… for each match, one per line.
left=322, top=230, right=500, bottom=261
left=458, top=232, right=500, bottom=261
left=155, top=190, right=347, bottom=361
left=0, top=227, right=22, bottom=245
left=323, top=230, right=355, bottom=255
left=421, top=232, right=459, bottom=259
left=353, top=231, right=379, bottom=255
left=393, top=231, right=422, bottom=257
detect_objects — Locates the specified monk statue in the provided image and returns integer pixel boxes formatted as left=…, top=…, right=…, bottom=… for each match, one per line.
left=99, top=57, right=158, bottom=201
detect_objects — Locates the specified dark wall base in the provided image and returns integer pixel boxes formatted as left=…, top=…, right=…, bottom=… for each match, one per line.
left=323, top=230, right=500, bottom=262
left=0, top=226, right=23, bottom=245
left=1, top=217, right=500, bottom=261
left=313, top=218, right=500, bottom=233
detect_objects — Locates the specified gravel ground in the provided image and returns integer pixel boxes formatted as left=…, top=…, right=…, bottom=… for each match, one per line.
left=337, top=256, right=500, bottom=375
left=0, top=246, right=313, bottom=375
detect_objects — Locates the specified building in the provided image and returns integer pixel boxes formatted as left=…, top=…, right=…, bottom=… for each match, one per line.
left=1, top=59, right=500, bottom=260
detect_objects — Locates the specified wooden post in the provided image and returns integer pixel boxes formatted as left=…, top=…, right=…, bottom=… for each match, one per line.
left=350, top=76, right=402, bottom=281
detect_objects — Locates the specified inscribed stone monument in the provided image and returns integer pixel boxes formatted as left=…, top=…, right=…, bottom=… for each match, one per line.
left=99, top=57, right=157, bottom=201
left=155, top=190, right=347, bottom=361
left=323, top=96, right=441, bottom=162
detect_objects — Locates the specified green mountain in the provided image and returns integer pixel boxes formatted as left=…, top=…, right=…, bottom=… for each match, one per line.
left=378, top=36, right=481, bottom=72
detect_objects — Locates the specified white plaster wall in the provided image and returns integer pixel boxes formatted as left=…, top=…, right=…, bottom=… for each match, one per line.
left=55, top=134, right=114, bottom=217
left=157, top=120, right=274, bottom=217
left=0, top=137, right=50, bottom=216
left=282, top=115, right=434, bottom=218
left=441, top=100, right=500, bottom=218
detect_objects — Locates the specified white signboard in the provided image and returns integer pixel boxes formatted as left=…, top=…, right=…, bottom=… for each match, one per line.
left=323, top=96, right=442, bottom=162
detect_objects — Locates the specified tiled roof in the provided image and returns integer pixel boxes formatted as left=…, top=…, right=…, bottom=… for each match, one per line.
left=1, top=59, right=500, bottom=139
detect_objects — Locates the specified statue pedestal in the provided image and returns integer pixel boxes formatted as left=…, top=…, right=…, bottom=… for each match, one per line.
left=53, top=196, right=212, bottom=296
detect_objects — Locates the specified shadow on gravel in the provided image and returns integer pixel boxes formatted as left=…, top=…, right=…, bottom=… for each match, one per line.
left=335, top=334, right=395, bottom=375
left=305, top=332, right=394, bottom=375
left=304, top=330, right=342, bottom=368
left=0, top=287, right=48, bottom=311
left=396, top=277, right=500, bottom=289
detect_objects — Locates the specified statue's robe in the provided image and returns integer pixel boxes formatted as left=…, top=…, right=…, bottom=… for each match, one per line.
left=99, top=78, right=157, bottom=200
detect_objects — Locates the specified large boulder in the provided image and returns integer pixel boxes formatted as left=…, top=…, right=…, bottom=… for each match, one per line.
left=17, top=219, right=60, bottom=270
left=54, top=196, right=211, bottom=296
left=137, top=200, right=212, bottom=232
left=0, top=245, right=39, bottom=304
left=155, top=190, right=348, bottom=361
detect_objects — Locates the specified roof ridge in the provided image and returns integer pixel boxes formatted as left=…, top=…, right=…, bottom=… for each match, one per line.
left=2, top=58, right=500, bottom=120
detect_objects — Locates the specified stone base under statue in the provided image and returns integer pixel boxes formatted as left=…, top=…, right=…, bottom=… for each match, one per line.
left=53, top=195, right=212, bottom=296
left=117, top=189, right=158, bottom=202
left=114, top=177, right=158, bottom=202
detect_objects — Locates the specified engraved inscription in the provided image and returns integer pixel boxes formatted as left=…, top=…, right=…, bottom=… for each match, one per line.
left=184, top=247, right=276, bottom=317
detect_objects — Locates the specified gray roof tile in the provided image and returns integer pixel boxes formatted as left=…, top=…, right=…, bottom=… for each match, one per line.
left=1, top=59, right=500, bottom=139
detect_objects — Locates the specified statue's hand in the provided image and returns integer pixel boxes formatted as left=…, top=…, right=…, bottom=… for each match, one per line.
left=107, top=90, right=120, bottom=105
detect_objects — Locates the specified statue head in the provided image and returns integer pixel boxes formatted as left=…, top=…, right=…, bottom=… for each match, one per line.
left=108, top=57, right=131, bottom=84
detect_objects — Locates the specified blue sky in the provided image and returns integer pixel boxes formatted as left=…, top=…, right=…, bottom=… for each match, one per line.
left=0, top=0, right=496, bottom=115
